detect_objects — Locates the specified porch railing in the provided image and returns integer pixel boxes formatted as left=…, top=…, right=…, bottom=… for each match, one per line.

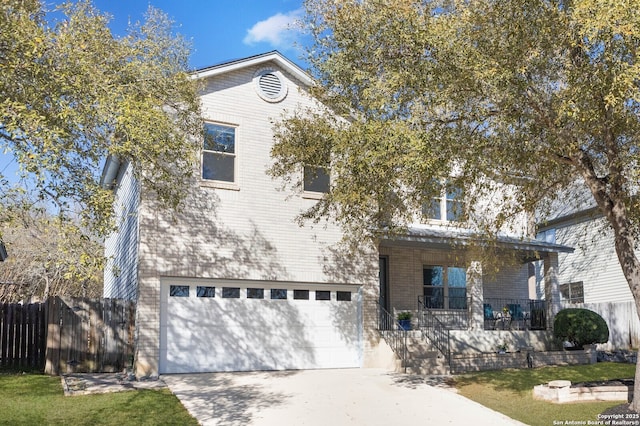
left=418, top=295, right=471, bottom=330
left=377, top=303, right=408, bottom=373
left=418, top=305, right=451, bottom=364
left=482, top=298, right=547, bottom=330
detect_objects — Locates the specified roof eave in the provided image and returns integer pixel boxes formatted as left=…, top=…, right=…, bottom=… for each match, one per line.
left=192, top=51, right=313, bottom=86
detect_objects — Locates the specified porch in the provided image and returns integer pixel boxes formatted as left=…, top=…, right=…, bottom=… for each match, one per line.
left=375, top=228, right=574, bottom=371
left=418, top=296, right=548, bottom=331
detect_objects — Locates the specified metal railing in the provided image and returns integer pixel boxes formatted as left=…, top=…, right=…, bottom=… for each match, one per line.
left=377, top=303, right=408, bottom=372
left=418, top=295, right=471, bottom=330
left=418, top=306, right=451, bottom=364
left=482, top=298, right=547, bottom=330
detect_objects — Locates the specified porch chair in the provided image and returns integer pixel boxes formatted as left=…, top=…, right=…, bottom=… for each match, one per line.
left=507, top=303, right=525, bottom=330
left=483, top=303, right=496, bottom=330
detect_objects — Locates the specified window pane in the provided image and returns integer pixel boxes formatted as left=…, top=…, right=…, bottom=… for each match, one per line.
left=448, top=267, right=467, bottom=287
left=203, top=152, right=234, bottom=182
left=247, top=288, right=264, bottom=299
left=204, top=123, right=235, bottom=153
left=446, top=200, right=464, bottom=222
left=337, top=291, right=351, bottom=302
left=449, top=288, right=467, bottom=309
left=445, top=186, right=464, bottom=221
left=170, top=285, right=189, bottom=297
left=304, top=166, right=330, bottom=193
left=293, top=290, right=309, bottom=300
left=222, top=287, right=240, bottom=298
left=197, top=286, right=215, bottom=298
left=423, top=198, right=442, bottom=220
left=271, top=289, right=287, bottom=300
left=423, top=267, right=444, bottom=286
left=423, top=287, right=443, bottom=308
left=315, top=290, right=330, bottom=301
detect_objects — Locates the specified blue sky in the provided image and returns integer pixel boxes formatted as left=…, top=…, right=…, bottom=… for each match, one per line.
left=1, top=0, right=308, bottom=184
left=73, top=0, right=308, bottom=69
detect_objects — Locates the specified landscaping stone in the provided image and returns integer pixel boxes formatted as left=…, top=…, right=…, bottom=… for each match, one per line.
left=597, top=350, right=638, bottom=364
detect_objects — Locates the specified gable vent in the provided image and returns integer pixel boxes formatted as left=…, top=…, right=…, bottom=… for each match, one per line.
left=254, top=68, right=287, bottom=102
left=259, top=73, right=281, bottom=98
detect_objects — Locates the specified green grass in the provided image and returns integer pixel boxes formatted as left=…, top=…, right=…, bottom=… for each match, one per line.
left=454, top=362, right=636, bottom=426
left=0, top=372, right=198, bottom=425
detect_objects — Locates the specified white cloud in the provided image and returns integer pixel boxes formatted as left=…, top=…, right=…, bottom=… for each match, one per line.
left=243, top=9, right=303, bottom=49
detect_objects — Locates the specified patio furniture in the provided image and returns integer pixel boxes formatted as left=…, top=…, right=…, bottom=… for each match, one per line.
left=483, top=304, right=496, bottom=330
left=495, top=311, right=511, bottom=330
left=508, top=303, right=525, bottom=330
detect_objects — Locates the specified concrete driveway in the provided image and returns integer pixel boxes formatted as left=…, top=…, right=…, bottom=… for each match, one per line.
left=163, top=369, right=525, bottom=426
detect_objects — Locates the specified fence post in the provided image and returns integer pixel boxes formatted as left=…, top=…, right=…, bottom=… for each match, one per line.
left=44, top=297, right=61, bottom=375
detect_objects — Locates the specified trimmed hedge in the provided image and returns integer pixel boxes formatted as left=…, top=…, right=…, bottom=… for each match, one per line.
left=553, top=308, right=609, bottom=348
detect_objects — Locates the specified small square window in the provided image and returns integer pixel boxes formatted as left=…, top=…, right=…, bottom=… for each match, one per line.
left=170, top=285, right=189, bottom=297
left=337, top=291, right=351, bottom=302
left=271, top=289, right=287, bottom=300
left=294, top=290, right=309, bottom=300
left=315, top=290, right=330, bottom=301
left=197, top=286, right=216, bottom=298
left=303, top=166, right=330, bottom=193
left=247, top=288, right=264, bottom=299
left=222, top=287, right=240, bottom=298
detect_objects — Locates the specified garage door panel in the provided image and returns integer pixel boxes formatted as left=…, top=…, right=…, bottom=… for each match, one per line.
left=159, top=282, right=362, bottom=374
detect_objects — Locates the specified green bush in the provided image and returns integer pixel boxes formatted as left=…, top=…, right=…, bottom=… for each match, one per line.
left=397, top=311, right=412, bottom=321
left=553, top=308, right=609, bottom=348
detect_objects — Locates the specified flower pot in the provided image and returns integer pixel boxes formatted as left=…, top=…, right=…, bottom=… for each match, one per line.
left=398, top=319, right=412, bottom=331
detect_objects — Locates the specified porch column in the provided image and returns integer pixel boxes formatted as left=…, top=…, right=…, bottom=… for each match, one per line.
left=468, top=261, right=483, bottom=330
left=543, top=252, right=561, bottom=331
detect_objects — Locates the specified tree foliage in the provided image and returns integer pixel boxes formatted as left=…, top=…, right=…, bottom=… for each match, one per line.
left=270, top=0, right=640, bottom=409
left=0, top=0, right=202, bottom=235
left=0, top=190, right=103, bottom=302
left=272, top=0, right=640, bottom=240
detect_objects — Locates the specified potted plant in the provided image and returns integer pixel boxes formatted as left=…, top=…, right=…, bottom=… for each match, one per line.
left=397, top=312, right=412, bottom=331
left=497, top=341, right=508, bottom=354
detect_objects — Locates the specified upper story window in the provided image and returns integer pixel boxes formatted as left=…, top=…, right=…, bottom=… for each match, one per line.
left=536, top=229, right=556, bottom=244
left=303, top=165, right=330, bottom=193
left=423, top=185, right=464, bottom=223
left=202, top=123, right=235, bottom=183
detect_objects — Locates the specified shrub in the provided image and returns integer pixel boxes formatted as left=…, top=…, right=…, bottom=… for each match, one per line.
left=397, top=311, right=412, bottom=321
left=553, top=308, right=609, bottom=348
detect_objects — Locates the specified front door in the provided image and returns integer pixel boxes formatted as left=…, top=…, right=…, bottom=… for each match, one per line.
left=379, top=256, right=389, bottom=314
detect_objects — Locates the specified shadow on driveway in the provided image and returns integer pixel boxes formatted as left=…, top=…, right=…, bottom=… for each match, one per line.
left=163, top=371, right=296, bottom=426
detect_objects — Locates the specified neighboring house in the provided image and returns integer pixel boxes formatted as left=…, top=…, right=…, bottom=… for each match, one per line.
left=103, top=51, right=574, bottom=378
left=537, top=206, right=640, bottom=349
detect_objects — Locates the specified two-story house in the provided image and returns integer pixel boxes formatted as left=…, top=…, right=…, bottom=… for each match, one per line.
left=103, top=51, right=573, bottom=377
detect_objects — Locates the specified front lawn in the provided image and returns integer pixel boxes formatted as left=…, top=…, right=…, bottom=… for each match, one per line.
left=0, top=372, right=198, bottom=425
left=454, top=362, right=637, bottom=426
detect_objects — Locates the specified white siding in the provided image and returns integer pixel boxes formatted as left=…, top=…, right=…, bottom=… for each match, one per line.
left=103, top=162, right=139, bottom=300
left=555, top=218, right=635, bottom=303
left=139, top=62, right=373, bottom=285
left=132, top=57, right=378, bottom=376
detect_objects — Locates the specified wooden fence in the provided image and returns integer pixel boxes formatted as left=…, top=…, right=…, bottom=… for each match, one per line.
left=0, top=302, right=47, bottom=369
left=0, top=297, right=135, bottom=374
left=562, top=301, right=640, bottom=350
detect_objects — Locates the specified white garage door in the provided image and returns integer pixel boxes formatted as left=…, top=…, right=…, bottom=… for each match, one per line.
left=159, top=280, right=362, bottom=374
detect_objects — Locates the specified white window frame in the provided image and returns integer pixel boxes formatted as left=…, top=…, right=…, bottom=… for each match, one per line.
left=201, top=122, right=239, bottom=190
left=302, top=165, right=330, bottom=198
left=423, top=185, right=464, bottom=223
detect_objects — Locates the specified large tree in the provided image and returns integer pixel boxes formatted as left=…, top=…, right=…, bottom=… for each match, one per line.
left=0, top=0, right=202, bottom=235
left=0, top=190, right=103, bottom=303
left=270, top=0, right=640, bottom=411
